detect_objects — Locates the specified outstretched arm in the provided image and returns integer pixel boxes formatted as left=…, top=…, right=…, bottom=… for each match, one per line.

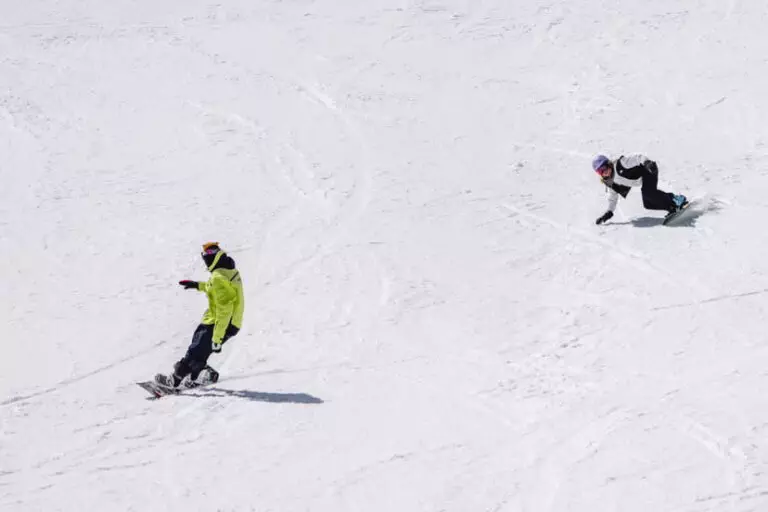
left=179, top=280, right=204, bottom=291
left=596, top=189, right=618, bottom=225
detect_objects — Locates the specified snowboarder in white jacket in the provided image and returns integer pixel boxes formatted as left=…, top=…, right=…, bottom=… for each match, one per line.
left=593, top=154, right=688, bottom=225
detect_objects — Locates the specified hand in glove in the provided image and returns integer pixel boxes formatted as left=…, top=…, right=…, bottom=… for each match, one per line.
left=595, top=211, right=614, bottom=225
left=179, top=280, right=199, bottom=290
left=211, top=339, right=223, bottom=353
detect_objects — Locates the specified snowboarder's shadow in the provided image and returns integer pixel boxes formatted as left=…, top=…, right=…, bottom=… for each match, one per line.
left=612, top=216, right=664, bottom=228
left=184, top=387, right=324, bottom=404
left=614, top=211, right=705, bottom=228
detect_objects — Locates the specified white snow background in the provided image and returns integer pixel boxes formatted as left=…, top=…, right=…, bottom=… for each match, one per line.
left=3, top=1, right=768, bottom=511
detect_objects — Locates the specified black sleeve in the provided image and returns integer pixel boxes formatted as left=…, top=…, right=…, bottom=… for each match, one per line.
left=610, top=183, right=631, bottom=198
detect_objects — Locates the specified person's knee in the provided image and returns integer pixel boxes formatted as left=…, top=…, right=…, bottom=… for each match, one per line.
left=192, top=324, right=213, bottom=342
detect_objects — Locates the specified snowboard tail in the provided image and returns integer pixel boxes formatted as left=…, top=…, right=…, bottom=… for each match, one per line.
left=663, top=200, right=695, bottom=225
left=136, top=378, right=180, bottom=399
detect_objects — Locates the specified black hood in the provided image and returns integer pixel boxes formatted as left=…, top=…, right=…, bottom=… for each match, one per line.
left=212, top=253, right=236, bottom=271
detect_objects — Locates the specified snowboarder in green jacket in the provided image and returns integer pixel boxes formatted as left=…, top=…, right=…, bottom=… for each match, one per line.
left=157, top=242, right=244, bottom=388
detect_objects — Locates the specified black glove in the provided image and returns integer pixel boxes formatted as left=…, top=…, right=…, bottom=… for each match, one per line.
left=595, top=211, right=614, bottom=225
left=179, top=280, right=199, bottom=290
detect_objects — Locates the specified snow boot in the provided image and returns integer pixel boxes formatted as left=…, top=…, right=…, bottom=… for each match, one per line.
left=672, top=194, right=688, bottom=211
left=203, top=365, right=219, bottom=385
left=155, top=373, right=181, bottom=389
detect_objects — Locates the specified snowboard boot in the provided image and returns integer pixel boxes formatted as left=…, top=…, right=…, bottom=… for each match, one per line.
left=182, top=378, right=201, bottom=389
left=203, top=365, right=219, bottom=385
left=155, top=373, right=182, bottom=389
left=672, top=194, right=688, bottom=212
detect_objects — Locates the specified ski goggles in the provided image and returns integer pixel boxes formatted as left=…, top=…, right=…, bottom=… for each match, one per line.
left=594, top=164, right=611, bottom=176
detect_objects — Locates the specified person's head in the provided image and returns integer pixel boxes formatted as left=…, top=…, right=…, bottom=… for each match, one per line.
left=201, top=242, right=223, bottom=271
left=592, top=154, right=613, bottom=179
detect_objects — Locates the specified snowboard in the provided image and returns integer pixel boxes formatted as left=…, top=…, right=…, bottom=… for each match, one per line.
left=662, top=199, right=696, bottom=226
left=136, top=377, right=180, bottom=399
left=136, top=374, right=214, bottom=399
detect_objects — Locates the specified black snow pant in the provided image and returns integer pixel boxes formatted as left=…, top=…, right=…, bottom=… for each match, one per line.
left=173, top=323, right=239, bottom=382
left=640, top=164, right=676, bottom=212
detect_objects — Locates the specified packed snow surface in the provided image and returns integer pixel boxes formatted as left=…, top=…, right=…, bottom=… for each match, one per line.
left=3, top=1, right=768, bottom=510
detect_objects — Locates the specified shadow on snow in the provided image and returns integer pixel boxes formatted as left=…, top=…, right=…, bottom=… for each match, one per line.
left=612, top=209, right=707, bottom=228
left=182, top=387, right=324, bottom=404
left=610, top=216, right=664, bottom=228
left=612, top=197, right=723, bottom=228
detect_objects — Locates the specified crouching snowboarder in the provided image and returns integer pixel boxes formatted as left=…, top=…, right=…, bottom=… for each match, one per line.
left=592, top=154, right=688, bottom=225
left=156, top=242, right=244, bottom=389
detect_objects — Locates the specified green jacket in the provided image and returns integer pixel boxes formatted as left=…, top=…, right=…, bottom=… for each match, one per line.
left=196, top=265, right=244, bottom=344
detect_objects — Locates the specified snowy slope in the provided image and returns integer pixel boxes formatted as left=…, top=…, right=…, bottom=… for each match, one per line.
left=3, top=1, right=768, bottom=510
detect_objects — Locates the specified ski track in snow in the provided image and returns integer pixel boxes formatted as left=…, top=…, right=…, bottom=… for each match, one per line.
left=266, top=79, right=374, bottom=290
left=674, top=414, right=751, bottom=510
left=0, top=341, right=167, bottom=407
